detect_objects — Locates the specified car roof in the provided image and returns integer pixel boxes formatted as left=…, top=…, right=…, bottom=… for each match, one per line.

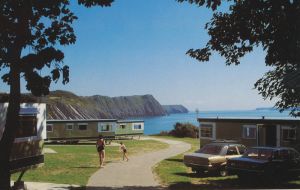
left=207, top=142, right=244, bottom=146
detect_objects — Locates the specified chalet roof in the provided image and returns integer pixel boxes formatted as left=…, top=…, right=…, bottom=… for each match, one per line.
left=117, top=120, right=144, bottom=123
left=47, top=119, right=117, bottom=123
left=198, top=117, right=300, bottom=125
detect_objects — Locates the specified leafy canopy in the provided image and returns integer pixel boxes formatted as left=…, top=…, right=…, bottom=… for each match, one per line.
left=178, top=0, right=300, bottom=116
left=0, top=0, right=113, bottom=96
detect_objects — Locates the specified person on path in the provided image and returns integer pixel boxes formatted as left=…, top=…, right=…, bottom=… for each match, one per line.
left=120, top=142, right=129, bottom=161
left=96, top=135, right=105, bottom=167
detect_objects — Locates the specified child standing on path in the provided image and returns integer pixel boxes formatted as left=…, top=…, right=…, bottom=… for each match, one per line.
left=96, top=135, right=105, bottom=167
left=120, top=142, right=129, bottom=161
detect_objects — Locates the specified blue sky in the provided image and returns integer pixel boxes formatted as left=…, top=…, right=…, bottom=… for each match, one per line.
left=1, top=0, right=275, bottom=110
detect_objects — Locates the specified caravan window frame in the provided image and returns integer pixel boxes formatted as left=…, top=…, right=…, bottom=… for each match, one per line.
left=281, top=126, right=296, bottom=141
left=101, top=124, right=111, bottom=132
left=242, top=125, right=257, bottom=139
left=200, top=122, right=216, bottom=140
left=46, top=124, right=53, bottom=132
left=78, top=123, right=88, bottom=131
left=16, top=115, right=38, bottom=138
left=65, top=123, right=74, bottom=131
left=132, top=123, right=143, bottom=130
left=120, top=124, right=126, bottom=129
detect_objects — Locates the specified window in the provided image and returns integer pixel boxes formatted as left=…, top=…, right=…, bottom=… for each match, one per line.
left=65, top=124, right=74, bottom=130
left=47, top=124, right=53, bottom=132
left=242, top=125, right=256, bottom=139
left=120, top=124, right=126, bottom=129
left=133, top=124, right=142, bottom=130
left=16, top=115, right=37, bottom=138
left=227, top=146, right=238, bottom=155
left=281, top=126, right=296, bottom=141
left=200, top=124, right=213, bottom=138
left=198, top=144, right=223, bottom=155
left=78, top=124, right=88, bottom=131
left=101, top=124, right=110, bottom=131
left=237, top=145, right=246, bottom=154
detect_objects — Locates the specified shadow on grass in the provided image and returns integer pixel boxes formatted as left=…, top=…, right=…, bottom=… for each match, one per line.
left=69, top=187, right=86, bottom=190
left=173, top=172, right=222, bottom=178
left=164, top=158, right=183, bottom=163
left=72, top=166, right=99, bottom=169
left=85, top=186, right=165, bottom=190
left=168, top=175, right=300, bottom=189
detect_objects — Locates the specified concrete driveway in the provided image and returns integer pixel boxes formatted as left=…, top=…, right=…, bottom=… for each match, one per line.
left=86, top=137, right=191, bottom=190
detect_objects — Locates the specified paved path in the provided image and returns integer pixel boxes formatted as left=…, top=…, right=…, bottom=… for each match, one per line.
left=86, top=137, right=191, bottom=190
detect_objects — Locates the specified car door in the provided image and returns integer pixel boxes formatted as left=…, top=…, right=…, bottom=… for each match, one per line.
left=287, top=149, right=300, bottom=175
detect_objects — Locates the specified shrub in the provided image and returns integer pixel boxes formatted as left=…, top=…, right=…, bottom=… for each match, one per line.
left=157, top=130, right=170, bottom=136
left=169, top=122, right=198, bottom=138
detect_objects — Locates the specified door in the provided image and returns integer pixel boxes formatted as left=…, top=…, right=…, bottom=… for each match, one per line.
left=265, top=125, right=277, bottom=147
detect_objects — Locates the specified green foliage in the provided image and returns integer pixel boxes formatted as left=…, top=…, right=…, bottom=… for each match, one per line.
left=169, top=122, right=198, bottom=138
left=157, top=130, right=171, bottom=136
left=178, top=0, right=300, bottom=117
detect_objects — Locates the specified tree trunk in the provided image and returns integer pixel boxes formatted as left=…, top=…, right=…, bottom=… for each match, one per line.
left=0, top=63, right=21, bottom=189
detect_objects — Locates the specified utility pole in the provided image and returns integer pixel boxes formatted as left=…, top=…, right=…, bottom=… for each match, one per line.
left=195, top=108, right=200, bottom=139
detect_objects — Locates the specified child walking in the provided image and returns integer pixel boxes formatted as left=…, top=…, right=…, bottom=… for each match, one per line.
left=120, top=142, right=129, bottom=161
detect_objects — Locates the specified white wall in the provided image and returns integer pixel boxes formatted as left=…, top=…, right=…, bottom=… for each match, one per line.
left=0, top=103, right=47, bottom=142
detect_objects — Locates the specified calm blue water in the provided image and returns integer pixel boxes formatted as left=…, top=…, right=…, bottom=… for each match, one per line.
left=134, top=110, right=294, bottom=135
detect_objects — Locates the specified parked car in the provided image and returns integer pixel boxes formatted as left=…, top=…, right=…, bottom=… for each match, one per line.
left=227, top=147, right=300, bottom=180
left=183, top=142, right=246, bottom=176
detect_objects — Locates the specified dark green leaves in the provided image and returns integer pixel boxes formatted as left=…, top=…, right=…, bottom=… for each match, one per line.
left=78, top=0, right=114, bottom=7
left=177, top=0, right=223, bottom=11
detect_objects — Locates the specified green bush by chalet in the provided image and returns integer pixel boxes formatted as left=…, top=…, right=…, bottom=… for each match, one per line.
left=168, top=122, right=198, bottom=138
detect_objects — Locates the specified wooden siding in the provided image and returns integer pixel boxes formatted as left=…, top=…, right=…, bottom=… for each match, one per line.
left=10, top=140, right=43, bottom=160
left=47, top=121, right=100, bottom=139
left=200, top=122, right=258, bottom=147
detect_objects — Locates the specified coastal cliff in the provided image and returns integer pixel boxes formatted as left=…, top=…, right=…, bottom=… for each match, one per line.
left=46, top=90, right=166, bottom=120
left=162, top=105, right=189, bottom=114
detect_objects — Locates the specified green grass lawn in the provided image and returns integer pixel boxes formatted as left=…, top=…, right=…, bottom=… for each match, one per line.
left=153, top=136, right=199, bottom=187
left=154, top=136, right=300, bottom=190
left=12, top=139, right=168, bottom=186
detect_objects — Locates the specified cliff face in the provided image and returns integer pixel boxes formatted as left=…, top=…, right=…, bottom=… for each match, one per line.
left=162, top=105, right=189, bottom=114
left=46, top=90, right=166, bottom=120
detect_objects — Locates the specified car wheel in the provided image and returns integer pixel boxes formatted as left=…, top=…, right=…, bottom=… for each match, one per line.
left=219, top=167, right=228, bottom=177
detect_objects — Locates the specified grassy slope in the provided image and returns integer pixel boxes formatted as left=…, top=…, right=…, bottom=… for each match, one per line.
left=12, top=140, right=168, bottom=186
left=154, top=136, right=300, bottom=190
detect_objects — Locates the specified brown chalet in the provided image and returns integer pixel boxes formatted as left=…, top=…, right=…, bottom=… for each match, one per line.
left=198, top=117, right=300, bottom=150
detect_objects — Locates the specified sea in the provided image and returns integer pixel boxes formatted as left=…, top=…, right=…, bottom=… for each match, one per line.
left=134, top=110, right=295, bottom=135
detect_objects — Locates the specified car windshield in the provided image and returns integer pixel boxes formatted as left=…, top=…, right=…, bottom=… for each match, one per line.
left=244, top=148, right=273, bottom=160
left=197, top=144, right=223, bottom=155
